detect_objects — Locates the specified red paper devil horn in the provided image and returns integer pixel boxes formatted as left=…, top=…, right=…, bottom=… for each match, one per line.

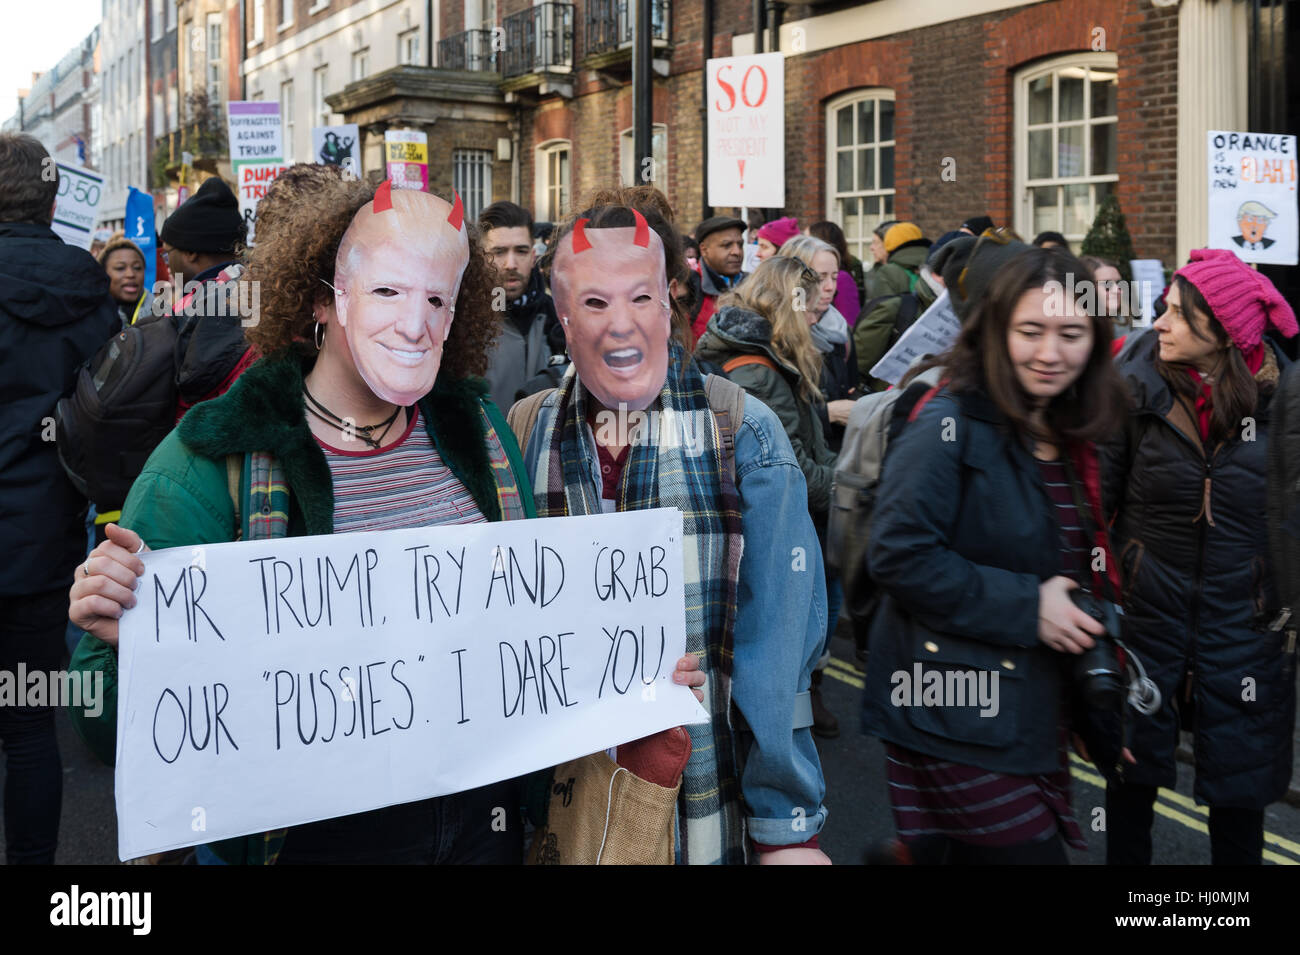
left=632, top=208, right=650, bottom=247
left=572, top=217, right=592, bottom=253
left=373, top=179, right=394, bottom=213
left=447, top=191, right=464, bottom=231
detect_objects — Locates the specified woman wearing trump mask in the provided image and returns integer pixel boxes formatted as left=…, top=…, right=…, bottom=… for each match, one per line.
left=510, top=190, right=832, bottom=865
left=65, top=176, right=706, bottom=864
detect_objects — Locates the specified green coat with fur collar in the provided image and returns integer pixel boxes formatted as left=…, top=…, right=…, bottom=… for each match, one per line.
left=68, top=354, right=535, bottom=861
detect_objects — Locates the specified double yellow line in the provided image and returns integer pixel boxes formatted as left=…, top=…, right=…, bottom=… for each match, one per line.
left=822, top=656, right=1300, bottom=865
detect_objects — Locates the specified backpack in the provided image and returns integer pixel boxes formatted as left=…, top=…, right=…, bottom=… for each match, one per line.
left=826, top=374, right=939, bottom=624
left=505, top=374, right=747, bottom=487
left=55, top=314, right=180, bottom=513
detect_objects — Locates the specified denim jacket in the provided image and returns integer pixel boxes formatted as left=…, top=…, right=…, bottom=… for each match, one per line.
left=522, top=389, right=829, bottom=846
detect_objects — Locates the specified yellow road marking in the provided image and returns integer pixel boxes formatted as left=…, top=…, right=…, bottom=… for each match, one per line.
left=821, top=658, right=1300, bottom=862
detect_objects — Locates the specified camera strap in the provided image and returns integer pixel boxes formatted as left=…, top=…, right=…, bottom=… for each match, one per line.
left=1058, top=447, right=1122, bottom=607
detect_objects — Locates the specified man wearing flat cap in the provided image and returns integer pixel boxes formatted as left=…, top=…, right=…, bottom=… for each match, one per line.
left=690, top=215, right=748, bottom=342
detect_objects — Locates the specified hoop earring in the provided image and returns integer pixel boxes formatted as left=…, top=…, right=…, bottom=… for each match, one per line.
left=314, top=321, right=325, bottom=350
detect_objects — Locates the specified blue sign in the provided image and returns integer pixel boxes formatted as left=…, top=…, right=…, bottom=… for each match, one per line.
left=125, top=187, right=156, bottom=296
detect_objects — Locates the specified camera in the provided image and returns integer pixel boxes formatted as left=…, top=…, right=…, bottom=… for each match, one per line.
left=1069, top=589, right=1161, bottom=715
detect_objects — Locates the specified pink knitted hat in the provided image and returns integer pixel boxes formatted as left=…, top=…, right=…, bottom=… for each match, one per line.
left=757, top=216, right=800, bottom=248
left=1174, top=248, right=1298, bottom=351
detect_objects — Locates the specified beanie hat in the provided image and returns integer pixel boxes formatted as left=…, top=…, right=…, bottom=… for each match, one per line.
left=757, top=216, right=799, bottom=248
left=933, top=230, right=1032, bottom=321
left=160, top=176, right=246, bottom=254
left=884, top=222, right=928, bottom=254
left=926, top=230, right=966, bottom=266
left=960, top=215, right=994, bottom=236
left=1174, top=248, right=1298, bottom=351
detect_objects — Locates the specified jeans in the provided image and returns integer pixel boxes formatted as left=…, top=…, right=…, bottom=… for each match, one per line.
left=1106, top=780, right=1265, bottom=865
left=0, top=588, right=67, bottom=864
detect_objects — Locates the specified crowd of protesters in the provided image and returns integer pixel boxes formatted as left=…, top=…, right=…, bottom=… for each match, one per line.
left=1, top=126, right=1298, bottom=866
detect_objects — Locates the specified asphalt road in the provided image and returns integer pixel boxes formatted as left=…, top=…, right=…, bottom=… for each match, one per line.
left=3, top=626, right=1298, bottom=865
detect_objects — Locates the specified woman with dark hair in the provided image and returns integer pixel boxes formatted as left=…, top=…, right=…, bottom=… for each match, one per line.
left=98, top=235, right=151, bottom=327
left=863, top=244, right=1129, bottom=864
left=67, top=175, right=706, bottom=864
left=1100, top=248, right=1297, bottom=865
left=808, top=220, right=863, bottom=325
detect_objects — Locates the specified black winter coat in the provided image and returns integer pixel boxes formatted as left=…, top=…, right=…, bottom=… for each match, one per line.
left=1101, top=330, right=1295, bottom=808
left=862, top=387, right=1108, bottom=776
left=0, top=223, right=118, bottom=595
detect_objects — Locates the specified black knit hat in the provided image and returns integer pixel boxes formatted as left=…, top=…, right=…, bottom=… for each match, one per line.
left=932, top=231, right=1032, bottom=321
left=160, top=176, right=246, bottom=254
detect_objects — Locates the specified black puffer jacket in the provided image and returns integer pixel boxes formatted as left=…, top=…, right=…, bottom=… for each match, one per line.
left=1101, top=329, right=1296, bottom=808
left=0, top=222, right=118, bottom=594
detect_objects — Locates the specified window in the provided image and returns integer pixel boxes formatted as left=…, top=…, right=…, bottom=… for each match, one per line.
left=536, top=140, right=570, bottom=222
left=253, top=1, right=264, bottom=43
left=351, top=48, right=369, bottom=81
left=151, top=0, right=162, bottom=39
left=453, top=149, right=494, bottom=222
left=399, top=28, right=420, bottom=66
left=207, top=13, right=222, bottom=103
left=313, top=66, right=329, bottom=126
left=619, top=125, right=667, bottom=189
left=280, top=80, right=294, bottom=161
left=166, top=0, right=176, bottom=31
left=280, top=0, right=294, bottom=31
left=1015, top=54, right=1118, bottom=247
left=825, top=89, right=895, bottom=263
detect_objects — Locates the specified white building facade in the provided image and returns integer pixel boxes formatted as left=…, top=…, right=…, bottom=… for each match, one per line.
left=100, top=0, right=151, bottom=227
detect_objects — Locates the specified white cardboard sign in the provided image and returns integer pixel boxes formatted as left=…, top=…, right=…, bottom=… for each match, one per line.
left=114, top=509, right=705, bottom=860
left=51, top=161, right=104, bottom=249
left=236, top=161, right=291, bottom=247
left=227, top=101, right=284, bottom=164
left=869, top=289, right=962, bottom=386
left=707, top=53, right=785, bottom=209
left=1207, top=130, right=1297, bottom=265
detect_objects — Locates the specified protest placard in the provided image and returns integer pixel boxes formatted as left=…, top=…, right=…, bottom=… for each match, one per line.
left=1207, top=130, right=1297, bottom=266
left=51, top=161, right=104, bottom=249
left=236, top=162, right=291, bottom=246
left=313, top=124, right=361, bottom=178
left=707, top=53, right=785, bottom=209
left=1128, top=259, right=1166, bottom=327
left=385, top=129, right=428, bottom=191
left=869, top=289, right=961, bottom=386
left=113, top=508, right=705, bottom=860
left=227, top=101, right=284, bottom=165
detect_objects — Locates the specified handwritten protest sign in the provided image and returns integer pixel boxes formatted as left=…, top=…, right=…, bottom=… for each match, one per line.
left=114, top=509, right=705, bottom=860
left=51, top=161, right=104, bottom=249
left=869, top=289, right=961, bottom=386
left=1207, top=130, right=1297, bottom=266
left=227, top=101, right=284, bottom=165
left=1128, top=259, right=1166, bottom=327
left=237, top=161, right=290, bottom=246
left=385, top=129, right=428, bottom=191
left=707, top=53, right=785, bottom=209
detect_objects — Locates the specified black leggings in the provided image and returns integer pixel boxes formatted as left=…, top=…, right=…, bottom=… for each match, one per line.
left=1105, top=780, right=1264, bottom=865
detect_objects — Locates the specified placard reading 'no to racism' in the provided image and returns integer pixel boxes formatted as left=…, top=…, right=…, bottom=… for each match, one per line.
left=114, top=509, right=706, bottom=860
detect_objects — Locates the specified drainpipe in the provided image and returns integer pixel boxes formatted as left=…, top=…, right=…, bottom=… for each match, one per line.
left=701, top=0, right=713, bottom=219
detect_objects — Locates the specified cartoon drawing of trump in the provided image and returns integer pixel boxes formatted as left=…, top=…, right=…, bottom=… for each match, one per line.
left=1233, top=200, right=1277, bottom=251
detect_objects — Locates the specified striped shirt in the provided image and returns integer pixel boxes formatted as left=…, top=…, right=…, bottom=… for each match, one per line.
left=1038, top=457, right=1088, bottom=582
left=317, top=406, right=485, bottom=533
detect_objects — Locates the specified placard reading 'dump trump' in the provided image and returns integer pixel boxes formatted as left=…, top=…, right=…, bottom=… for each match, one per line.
left=114, top=509, right=705, bottom=860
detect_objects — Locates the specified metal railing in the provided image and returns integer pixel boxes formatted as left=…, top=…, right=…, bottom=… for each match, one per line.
left=437, top=29, right=498, bottom=72
left=585, top=0, right=670, bottom=56
left=502, top=3, right=575, bottom=77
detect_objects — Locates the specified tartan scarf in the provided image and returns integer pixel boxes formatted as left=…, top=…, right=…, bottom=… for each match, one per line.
left=529, top=343, right=748, bottom=865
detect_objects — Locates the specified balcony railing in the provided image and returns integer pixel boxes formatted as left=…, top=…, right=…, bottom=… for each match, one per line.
left=585, top=0, right=670, bottom=57
left=437, top=29, right=498, bottom=72
left=502, top=3, right=575, bottom=78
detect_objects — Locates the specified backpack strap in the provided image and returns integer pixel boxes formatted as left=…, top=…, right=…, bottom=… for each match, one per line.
left=226, top=454, right=243, bottom=540
left=506, top=388, right=555, bottom=451
left=704, top=373, right=746, bottom=488
left=721, top=354, right=779, bottom=374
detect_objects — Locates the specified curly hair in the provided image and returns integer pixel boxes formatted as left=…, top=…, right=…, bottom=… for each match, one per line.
left=243, top=179, right=501, bottom=379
